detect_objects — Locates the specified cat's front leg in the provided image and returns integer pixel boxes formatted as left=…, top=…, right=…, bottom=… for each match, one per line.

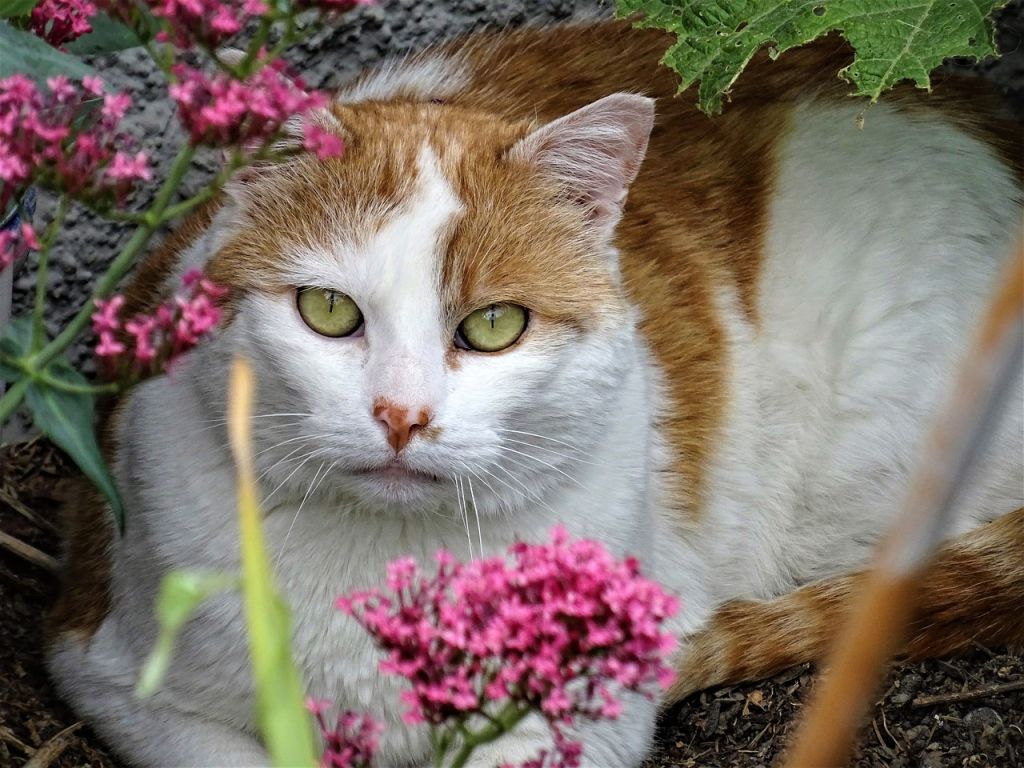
left=460, top=693, right=658, bottom=768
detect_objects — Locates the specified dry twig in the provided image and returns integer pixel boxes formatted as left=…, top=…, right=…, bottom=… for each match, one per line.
left=912, top=679, right=1024, bottom=708
left=0, top=529, right=57, bottom=571
left=23, top=722, right=84, bottom=768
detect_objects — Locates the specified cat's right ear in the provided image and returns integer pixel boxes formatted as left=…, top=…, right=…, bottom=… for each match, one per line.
left=508, top=92, right=655, bottom=237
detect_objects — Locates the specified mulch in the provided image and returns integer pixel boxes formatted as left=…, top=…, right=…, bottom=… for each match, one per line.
left=1, top=439, right=1021, bottom=768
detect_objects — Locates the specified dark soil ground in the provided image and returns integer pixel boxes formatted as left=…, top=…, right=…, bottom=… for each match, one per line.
left=1, top=439, right=1022, bottom=768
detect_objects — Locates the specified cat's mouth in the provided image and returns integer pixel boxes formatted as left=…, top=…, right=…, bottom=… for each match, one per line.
left=350, top=463, right=442, bottom=484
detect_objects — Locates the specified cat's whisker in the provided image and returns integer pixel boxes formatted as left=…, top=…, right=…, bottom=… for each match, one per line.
left=254, top=432, right=333, bottom=459
left=198, top=412, right=315, bottom=426
left=477, top=461, right=560, bottom=522
left=496, top=445, right=585, bottom=490
left=500, top=436, right=601, bottom=467
left=262, top=448, right=327, bottom=506
left=451, top=474, right=473, bottom=560
left=494, top=428, right=584, bottom=453
left=275, top=460, right=334, bottom=570
left=467, top=476, right=483, bottom=557
left=256, top=441, right=318, bottom=484
left=455, top=462, right=507, bottom=518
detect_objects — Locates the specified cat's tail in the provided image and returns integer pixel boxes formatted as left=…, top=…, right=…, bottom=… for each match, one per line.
left=667, top=506, right=1024, bottom=701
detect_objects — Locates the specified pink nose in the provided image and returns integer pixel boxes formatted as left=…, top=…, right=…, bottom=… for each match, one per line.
left=373, top=400, right=432, bottom=453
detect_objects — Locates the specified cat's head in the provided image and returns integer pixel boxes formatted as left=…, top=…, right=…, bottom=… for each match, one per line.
left=194, top=93, right=654, bottom=515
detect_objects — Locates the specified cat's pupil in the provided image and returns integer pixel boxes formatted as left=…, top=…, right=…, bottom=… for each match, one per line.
left=327, top=291, right=337, bottom=313
left=485, top=305, right=497, bottom=328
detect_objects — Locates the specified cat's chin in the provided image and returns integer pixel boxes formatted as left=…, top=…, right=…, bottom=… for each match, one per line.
left=345, top=464, right=445, bottom=506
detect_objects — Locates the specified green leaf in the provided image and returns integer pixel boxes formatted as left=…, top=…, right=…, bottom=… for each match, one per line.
left=0, top=20, right=97, bottom=83
left=616, top=0, right=1005, bottom=114
left=65, top=12, right=142, bottom=55
left=231, top=358, right=318, bottom=767
left=0, top=316, right=31, bottom=383
left=0, top=0, right=37, bottom=18
left=137, top=570, right=238, bottom=698
left=24, top=362, right=124, bottom=531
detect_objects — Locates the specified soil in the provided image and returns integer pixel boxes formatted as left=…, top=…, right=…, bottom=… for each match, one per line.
left=2, top=439, right=1023, bottom=768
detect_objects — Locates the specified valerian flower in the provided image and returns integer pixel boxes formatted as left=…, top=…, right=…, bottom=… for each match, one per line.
left=92, top=269, right=228, bottom=382
left=308, top=698, right=382, bottom=768
left=169, top=60, right=342, bottom=156
left=0, top=75, right=150, bottom=212
left=337, top=527, right=679, bottom=767
left=30, top=0, right=97, bottom=47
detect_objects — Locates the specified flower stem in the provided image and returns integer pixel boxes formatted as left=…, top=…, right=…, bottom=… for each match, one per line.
left=30, top=196, right=69, bottom=353
left=444, top=704, right=530, bottom=768
left=0, top=143, right=196, bottom=424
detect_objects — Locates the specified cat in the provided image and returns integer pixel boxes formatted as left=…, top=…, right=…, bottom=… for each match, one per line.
left=45, top=19, right=1023, bottom=768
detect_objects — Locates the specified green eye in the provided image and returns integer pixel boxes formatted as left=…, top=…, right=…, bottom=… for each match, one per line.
left=456, top=303, right=528, bottom=352
left=297, top=288, right=363, bottom=337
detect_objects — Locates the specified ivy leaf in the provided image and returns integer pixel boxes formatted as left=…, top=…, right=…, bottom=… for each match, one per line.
left=0, top=0, right=37, bottom=18
left=24, top=362, right=124, bottom=532
left=616, top=0, right=1005, bottom=114
left=0, top=19, right=97, bottom=83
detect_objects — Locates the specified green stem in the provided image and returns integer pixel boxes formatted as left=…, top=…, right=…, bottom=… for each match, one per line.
left=0, top=143, right=196, bottom=424
left=30, top=197, right=69, bottom=353
left=38, top=369, right=120, bottom=395
left=444, top=704, right=530, bottom=768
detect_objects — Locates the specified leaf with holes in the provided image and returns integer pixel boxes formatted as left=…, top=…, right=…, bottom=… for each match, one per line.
left=24, top=362, right=124, bottom=531
left=616, top=0, right=1005, bottom=113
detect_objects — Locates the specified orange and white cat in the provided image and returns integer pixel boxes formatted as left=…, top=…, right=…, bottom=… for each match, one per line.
left=46, top=20, right=1023, bottom=768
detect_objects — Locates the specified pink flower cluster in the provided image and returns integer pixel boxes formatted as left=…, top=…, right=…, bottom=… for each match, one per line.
left=30, top=0, right=96, bottom=47
left=91, top=268, right=227, bottom=380
left=169, top=61, right=342, bottom=157
left=0, top=221, right=40, bottom=272
left=0, top=74, right=150, bottom=212
left=146, top=0, right=268, bottom=48
left=308, top=699, right=382, bottom=768
left=337, top=527, right=679, bottom=767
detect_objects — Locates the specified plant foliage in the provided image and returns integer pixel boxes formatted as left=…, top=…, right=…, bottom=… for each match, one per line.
left=617, top=0, right=1007, bottom=113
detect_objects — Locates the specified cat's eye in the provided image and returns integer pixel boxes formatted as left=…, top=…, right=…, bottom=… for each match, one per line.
left=456, top=303, right=528, bottom=352
left=296, top=287, right=363, bottom=338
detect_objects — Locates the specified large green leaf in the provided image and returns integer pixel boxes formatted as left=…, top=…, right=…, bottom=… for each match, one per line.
left=65, top=11, right=143, bottom=55
left=0, top=0, right=37, bottom=18
left=24, top=361, right=124, bottom=531
left=617, top=0, right=1006, bottom=113
left=0, top=20, right=97, bottom=83
left=0, top=315, right=30, bottom=383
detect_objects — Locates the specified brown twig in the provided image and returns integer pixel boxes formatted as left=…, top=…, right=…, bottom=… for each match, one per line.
left=783, top=242, right=1024, bottom=768
left=23, top=722, right=84, bottom=768
left=0, top=487, right=59, bottom=535
left=912, top=679, right=1024, bottom=708
left=0, top=529, right=58, bottom=571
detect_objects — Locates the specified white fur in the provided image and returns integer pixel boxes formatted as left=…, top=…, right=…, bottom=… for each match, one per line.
left=48, top=89, right=1022, bottom=768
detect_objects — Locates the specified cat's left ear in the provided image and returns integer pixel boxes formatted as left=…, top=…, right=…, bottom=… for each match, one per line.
left=509, top=93, right=654, bottom=236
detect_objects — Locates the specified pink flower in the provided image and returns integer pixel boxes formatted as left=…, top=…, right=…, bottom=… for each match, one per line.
left=169, top=60, right=332, bottom=150
left=106, top=151, right=152, bottom=182
left=91, top=271, right=228, bottom=382
left=337, top=528, right=679, bottom=766
left=0, top=75, right=145, bottom=211
left=0, top=222, right=40, bottom=271
left=303, top=123, right=345, bottom=160
left=30, top=0, right=96, bottom=47
left=307, top=699, right=381, bottom=768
